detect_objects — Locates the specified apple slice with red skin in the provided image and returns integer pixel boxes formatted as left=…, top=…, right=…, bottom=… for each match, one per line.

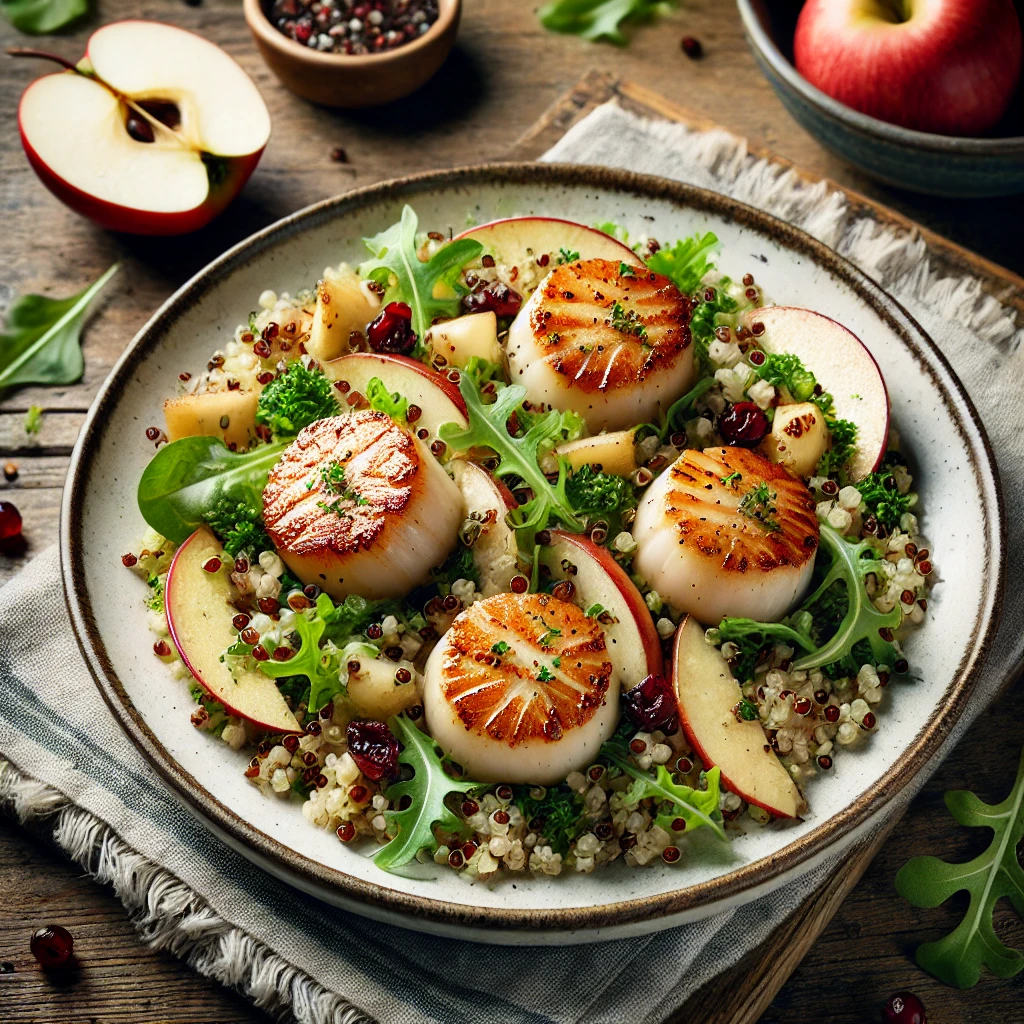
left=18, top=21, right=270, bottom=235
left=320, top=352, right=468, bottom=447
left=673, top=615, right=803, bottom=819
left=453, top=217, right=643, bottom=279
left=542, top=530, right=663, bottom=690
left=746, top=306, right=889, bottom=481
left=165, top=526, right=300, bottom=734
left=451, top=459, right=519, bottom=596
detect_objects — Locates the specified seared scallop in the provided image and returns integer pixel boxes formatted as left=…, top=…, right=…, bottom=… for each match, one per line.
left=632, top=447, right=819, bottom=623
left=262, top=411, right=461, bottom=600
left=422, top=592, right=618, bottom=785
left=505, top=258, right=696, bottom=433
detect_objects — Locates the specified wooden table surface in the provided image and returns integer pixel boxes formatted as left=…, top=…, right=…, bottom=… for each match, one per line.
left=1, top=1, right=1022, bottom=1021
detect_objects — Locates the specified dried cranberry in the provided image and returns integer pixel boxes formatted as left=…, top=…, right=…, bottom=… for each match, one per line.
left=0, top=500, right=22, bottom=541
left=346, top=720, right=400, bottom=781
left=463, top=283, right=522, bottom=318
left=883, top=992, right=926, bottom=1024
left=623, top=674, right=679, bottom=733
left=30, top=925, right=74, bottom=968
left=719, top=402, right=769, bottom=448
left=367, top=301, right=415, bottom=355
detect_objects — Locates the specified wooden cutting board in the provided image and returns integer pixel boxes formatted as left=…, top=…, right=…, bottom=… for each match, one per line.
left=504, top=70, right=1020, bottom=1024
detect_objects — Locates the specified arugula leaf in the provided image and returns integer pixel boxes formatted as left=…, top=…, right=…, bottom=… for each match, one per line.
left=360, top=206, right=482, bottom=345
left=255, top=594, right=343, bottom=712
left=895, top=746, right=1024, bottom=988
left=646, top=232, right=719, bottom=296
left=713, top=523, right=903, bottom=674
left=439, top=375, right=583, bottom=544
left=0, top=264, right=117, bottom=393
left=376, top=715, right=482, bottom=872
left=137, top=436, right=288, bottom=545
left=603, top=745, right=726, bottom=839
left=365, top=375, right=408, bottom=422
left=538, top=0, right=676, bottom=46
left=2, top=0, right=87, bottom=34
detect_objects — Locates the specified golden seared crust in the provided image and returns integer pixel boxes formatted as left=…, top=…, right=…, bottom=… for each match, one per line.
left=664, top=447, right=819, bottom=572
left=440, top=593, right=612, bottom=746
left=262, top=411, right=420, bottom=557
left=525, top=258, right=692, bottom=394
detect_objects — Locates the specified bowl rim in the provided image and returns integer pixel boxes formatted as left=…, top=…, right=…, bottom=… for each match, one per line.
left=736, top=0, right=1024, bottom=155
left=242, top=0, right=460, bottom=67
left=61, top=162, right=1007, bottom=937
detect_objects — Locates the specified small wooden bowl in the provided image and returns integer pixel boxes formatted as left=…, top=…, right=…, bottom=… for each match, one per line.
left=243, top=0, right=461, bottom=108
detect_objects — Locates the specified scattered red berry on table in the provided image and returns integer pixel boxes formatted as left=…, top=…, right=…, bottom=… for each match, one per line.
left=883, top=992, right=926, bottom=1024
left=30, top=925, right=74, bottom=968
left=681, top=36, right=703, bottom=59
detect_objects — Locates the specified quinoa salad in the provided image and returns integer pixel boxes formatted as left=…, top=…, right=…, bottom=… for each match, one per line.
left=127, top=209, right=933, bottom=879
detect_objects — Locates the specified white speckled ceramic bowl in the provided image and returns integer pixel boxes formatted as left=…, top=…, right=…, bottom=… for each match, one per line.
left=62, top=165, right=1004, bottom=945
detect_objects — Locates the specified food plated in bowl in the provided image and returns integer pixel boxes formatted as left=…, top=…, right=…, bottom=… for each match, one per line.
left=62, top=166, right=1003, bottom=942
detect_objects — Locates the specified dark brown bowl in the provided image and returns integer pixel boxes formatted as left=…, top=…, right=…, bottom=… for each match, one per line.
left=243, top=0, right=461, bottom=108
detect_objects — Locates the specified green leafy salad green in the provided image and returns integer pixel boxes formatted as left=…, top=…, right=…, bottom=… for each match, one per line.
left=132, top=204, right=928, bottom=879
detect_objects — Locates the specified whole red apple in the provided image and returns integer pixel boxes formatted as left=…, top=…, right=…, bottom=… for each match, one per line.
left=794, top=0, right=1022, bottom=137
left=18, top=21, right=271, bottom=236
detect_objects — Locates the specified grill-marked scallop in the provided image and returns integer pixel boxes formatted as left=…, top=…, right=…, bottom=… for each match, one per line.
left=262, top=411, right=461, bottom=600
left=422, top=592, right=618, bottom=784
left=632, top=447, right=819, bottom=623
left=505, top=258, right=696, bottom=433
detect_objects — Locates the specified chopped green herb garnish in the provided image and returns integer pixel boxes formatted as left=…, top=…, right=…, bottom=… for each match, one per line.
left=607, top=301, right=647, bottom=340
left=491, top=641, right=510, bottom=655
left=537, top=665, right=555, bottom=682
left=24, top=404, right=43, bottom=435
left=558, top=247, right=580, bottom=264
left=317, top=460, right=369, bottom=516
left=738, top=481, right=780, bottom=532
left=720, top=471, right=742, bottom=488
left=619, top=262, right=636, bottom=277
left=585, top=602, right=607, bottom=618
left=538, top=627, right=562, bottom=647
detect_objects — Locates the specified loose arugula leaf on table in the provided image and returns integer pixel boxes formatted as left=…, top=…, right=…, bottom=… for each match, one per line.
left=360, top=206, right=482, bottom=346
left=712, top=523, right=902, bottom=675
left=602, top=744, right=726, bottom=840
left=2, top=0, right=86, bottom=34
left=0, top=264, right=117, bottom=393
left=895, top=746, right=1024, bottom=988
left=439, top=374, right=583, bottom=545
left=538, top=0, right=676, bottom=46
left=137, top=435, right=288, bottom=544
left=376, top=715, right=482, bottom=872
left=23, top=404, right=43, bottom=435
left=645, top=231, right=719, bottom=296
left=254, top=594, right=343, bottom=713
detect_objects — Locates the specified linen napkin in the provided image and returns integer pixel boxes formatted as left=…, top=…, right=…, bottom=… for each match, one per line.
left=2, top=103, right=1023, bottom=1024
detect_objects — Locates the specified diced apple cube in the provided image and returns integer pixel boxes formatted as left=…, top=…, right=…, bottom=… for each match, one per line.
left=347, top=656, right=419, bottom=719
left=306, top=264, right=380, bottom=363
left=164, top=390, right=259, bottom=451
left=760, top=402, right=829, bottom=478
left=425, top=312, right=501, bottom=369
left=556, top=430, right=638, bottom=477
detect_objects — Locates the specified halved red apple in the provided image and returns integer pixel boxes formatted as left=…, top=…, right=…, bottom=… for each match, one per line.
left=451, top=459, right=519, bottom=596
left=746, top=306, right=889, bottom=481
left=673, top=616, right=803, bottom=819
left=18, top=21, right=270, bottom=235
left=542, top=530, right=663, bottom=690
left=165, top=527, right=300, bottom=734
left=320, top=352, right=468, bottom=446
left=453, top=217, right=643, bottom=280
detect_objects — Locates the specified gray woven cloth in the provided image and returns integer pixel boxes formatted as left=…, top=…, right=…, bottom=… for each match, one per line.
left=2, top=103, right=1022, bottom=1024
